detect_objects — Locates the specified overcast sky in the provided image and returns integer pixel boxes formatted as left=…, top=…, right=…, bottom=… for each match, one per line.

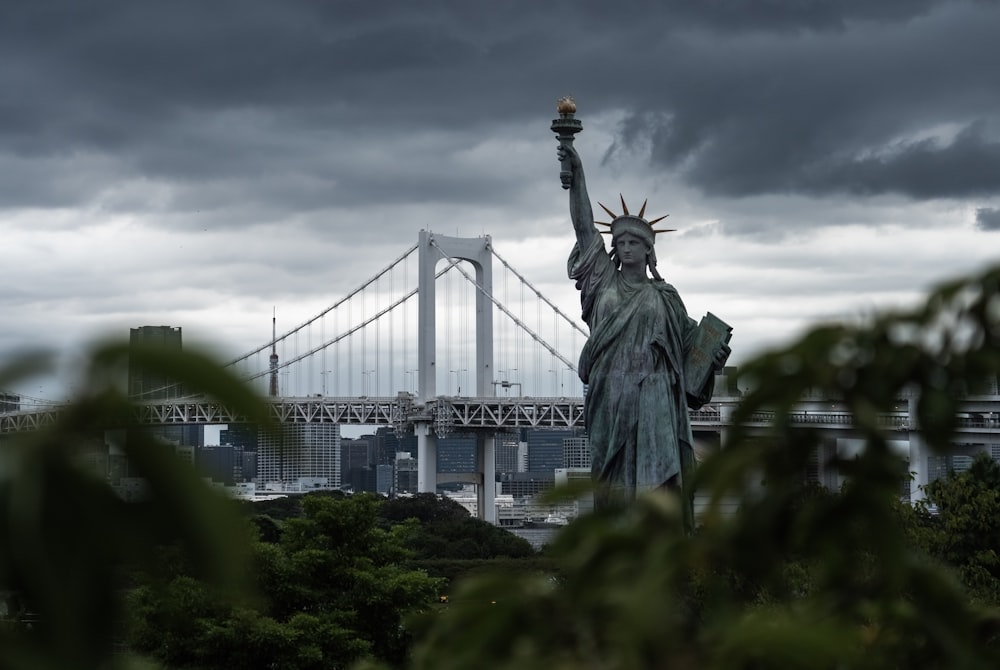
left=3, top=0, right=1000, bottom=402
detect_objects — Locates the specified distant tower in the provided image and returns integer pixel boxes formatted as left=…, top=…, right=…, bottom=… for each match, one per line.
left=268, top=309, right=279, bottom=397
left=127, top=325, right=203, bottom=447
left=129, top=325, right=183, bottom=399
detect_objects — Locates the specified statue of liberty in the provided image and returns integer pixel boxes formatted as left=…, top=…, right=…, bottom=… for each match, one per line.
left=553, top=98, right=731, bottom=525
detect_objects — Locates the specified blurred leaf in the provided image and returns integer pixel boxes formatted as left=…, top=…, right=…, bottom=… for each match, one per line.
left=1, top=340, right=268, bottom=669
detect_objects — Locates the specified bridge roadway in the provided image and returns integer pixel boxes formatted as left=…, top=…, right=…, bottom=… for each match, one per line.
left=3, top=393, right=999, bottom=439
left=0, top=394, right=591, bottom=434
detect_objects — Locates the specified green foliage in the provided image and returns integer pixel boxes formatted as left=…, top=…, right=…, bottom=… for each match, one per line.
left=408, top=557, right=561, bottom=590
left=240, top=494, right=304, bottom=521
left=381, top=493, right=535, bottom=562
left=127, top=493, right=444, bottom=669
left=0, top=341, right=270, bottom=670
left=922, top=454, right=1000, bottom=604
left=388, top=263, right=1000, bottom=669
left=380, top=493, right=472, bottom=526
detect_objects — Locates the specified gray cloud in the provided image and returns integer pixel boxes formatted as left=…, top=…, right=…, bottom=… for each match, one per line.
left=607, top=2, right=1000, bottom=201
left=689, top=122, right=1000, bottom=199
left=2, top=0, right=996, bottom=223
left=976, top=207, right=1000, bottom=231
left=3, top=0, right=1000, bottom=396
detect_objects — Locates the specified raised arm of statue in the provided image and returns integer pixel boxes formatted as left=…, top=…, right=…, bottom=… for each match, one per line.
left=557, top=144, right=597, bottom=251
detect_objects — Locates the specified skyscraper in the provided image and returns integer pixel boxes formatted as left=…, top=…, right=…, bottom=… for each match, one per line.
left=563, top=436, right=591, bottom=469
left=129, top=326, right=183, bottom=399
left=495, top=431, right=521, bottom=474
left=437, top=435, right=477, bottom=474
left=525, top=429, right=577, bottom=472
left=128, top=325, right=203, bottom=447
left=257, top=423, right=341, bottom=491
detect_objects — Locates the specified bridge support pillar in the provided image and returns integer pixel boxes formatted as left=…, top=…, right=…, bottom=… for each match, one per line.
left=718, top=402, right=735, bottom=449
left=477, top=435, right=496, bottom=524
left=907, top=396, right=926, bottom=503
left=415, top=422, right=437, bottom=494
left=416, top=231, right=497, bottom=521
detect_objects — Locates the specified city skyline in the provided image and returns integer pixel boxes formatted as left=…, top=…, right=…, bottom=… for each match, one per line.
left=3, top=1, right=1000, bottom=402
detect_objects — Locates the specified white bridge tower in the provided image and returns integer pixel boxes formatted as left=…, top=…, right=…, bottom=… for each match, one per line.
left=415, top=231, right=497, bottom=522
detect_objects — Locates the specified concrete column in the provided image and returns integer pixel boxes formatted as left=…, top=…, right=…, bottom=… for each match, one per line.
left=907, top=396, right=926, bottom=503
left=416, top=231, right=495, bottom=512
left=416, top=422, right=437, bottom=494
left=718, top=401, right=736, bottom=449
left=477, top=434, right=497, bottom=524
left=417, top=231, right=438, bottom=402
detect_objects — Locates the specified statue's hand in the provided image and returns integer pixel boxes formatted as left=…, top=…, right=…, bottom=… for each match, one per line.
left=557, top=144, right=582, bottom=168
left=713, top=344, right=731, bottom=370
left=557, top=144, right=582, bottom=189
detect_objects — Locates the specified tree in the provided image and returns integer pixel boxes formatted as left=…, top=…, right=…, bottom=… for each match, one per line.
left=923, top=454, right=1000, bottom=604
left=381, top=493, right=535, bottom=560
left=1, top=342, right=267, bottom=670
left=127, top=493, right=443, bottom=669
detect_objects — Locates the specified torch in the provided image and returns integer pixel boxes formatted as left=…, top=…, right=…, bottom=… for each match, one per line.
left=550, top=96, right=583, bottom=190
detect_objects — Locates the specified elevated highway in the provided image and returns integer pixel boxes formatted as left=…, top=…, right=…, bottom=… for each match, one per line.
left=4, top=393, right=999, bottom=439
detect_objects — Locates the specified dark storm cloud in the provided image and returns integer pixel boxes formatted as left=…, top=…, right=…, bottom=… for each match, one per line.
left=609, top=1, right=1000, bottom=200
left=650, top=0, right=943, bottom=32
left=1, top=0, right=997, bottom=218
left=687, top=121, right=1000, bottom=199
left=976, top=208, right=1000, bottom=232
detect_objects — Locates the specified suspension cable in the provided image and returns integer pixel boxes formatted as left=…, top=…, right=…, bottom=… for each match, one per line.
left=429, top=239, right=578, bottom=373
left=225, top=243, right=419, bottom=366
left=245, top=264, right=457, bottom=382
left=490, top=246, right=588, bottom=337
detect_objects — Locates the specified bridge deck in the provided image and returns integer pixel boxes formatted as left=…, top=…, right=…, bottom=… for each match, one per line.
left=3, top=395, right=1000, bottom=437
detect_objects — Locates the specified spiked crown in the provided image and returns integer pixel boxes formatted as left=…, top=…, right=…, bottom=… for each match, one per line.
left=595, top=195, right=675, bottom=243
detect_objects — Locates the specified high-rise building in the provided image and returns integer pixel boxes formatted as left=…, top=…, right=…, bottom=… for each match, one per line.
left=220, top=424, right=258, bottom=451
left=361, top=428, right=527, bottom=489
left=394, top=452, right=418, bottom=494
left=220, top=424, right=259, bottom=482
left=0, top=393, right=20, bottom=413
left=341, top=437, right=372, bottom=472
left=341, top=437, right=374, bottom=492
left=257, top=423, right=341, bottom=490
left=129, top=326, right=183, bottom=400
left=495, top=432, right=521, bottom=474
left=525, top=429, right=577, bottom=472
left=345, top=466, right=377, bottom=493
left=128, top=325, right=203, bottom=448
left=438, top=435, right=477, bottom=474
left=499, top=471, right=555, bottom=498
left=197, top=445, right=237, bottom=485
left=375, top=464, right=394, bottom=494
left=378, top=427, right=416, bottom=465
left=563, top=436, right=591, bottom=469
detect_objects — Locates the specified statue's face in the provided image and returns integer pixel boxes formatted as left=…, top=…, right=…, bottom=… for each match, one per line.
left=614, top=232, right=648, bottom=270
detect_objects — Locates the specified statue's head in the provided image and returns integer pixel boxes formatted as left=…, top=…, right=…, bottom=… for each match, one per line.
left=598, top=197, right=674, bottom=279
left=610, top=215, right=655, bottom=249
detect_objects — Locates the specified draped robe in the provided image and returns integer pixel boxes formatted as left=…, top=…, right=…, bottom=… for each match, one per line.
left=569, top=235, right=712, bottom=514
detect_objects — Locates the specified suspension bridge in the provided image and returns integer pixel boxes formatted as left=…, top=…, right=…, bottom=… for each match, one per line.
left=1, top=231, right=614, bottom=521
left=3, top=231, right=999, bottom=517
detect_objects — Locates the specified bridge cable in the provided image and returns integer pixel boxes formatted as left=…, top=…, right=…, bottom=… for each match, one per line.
left=225, top=242, right=419, bottom=366
left=428, top=239, right=578, bottom=374
left=489, top=246, right=588, bottom=337
left=243, top=264, right=458, bottom=383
